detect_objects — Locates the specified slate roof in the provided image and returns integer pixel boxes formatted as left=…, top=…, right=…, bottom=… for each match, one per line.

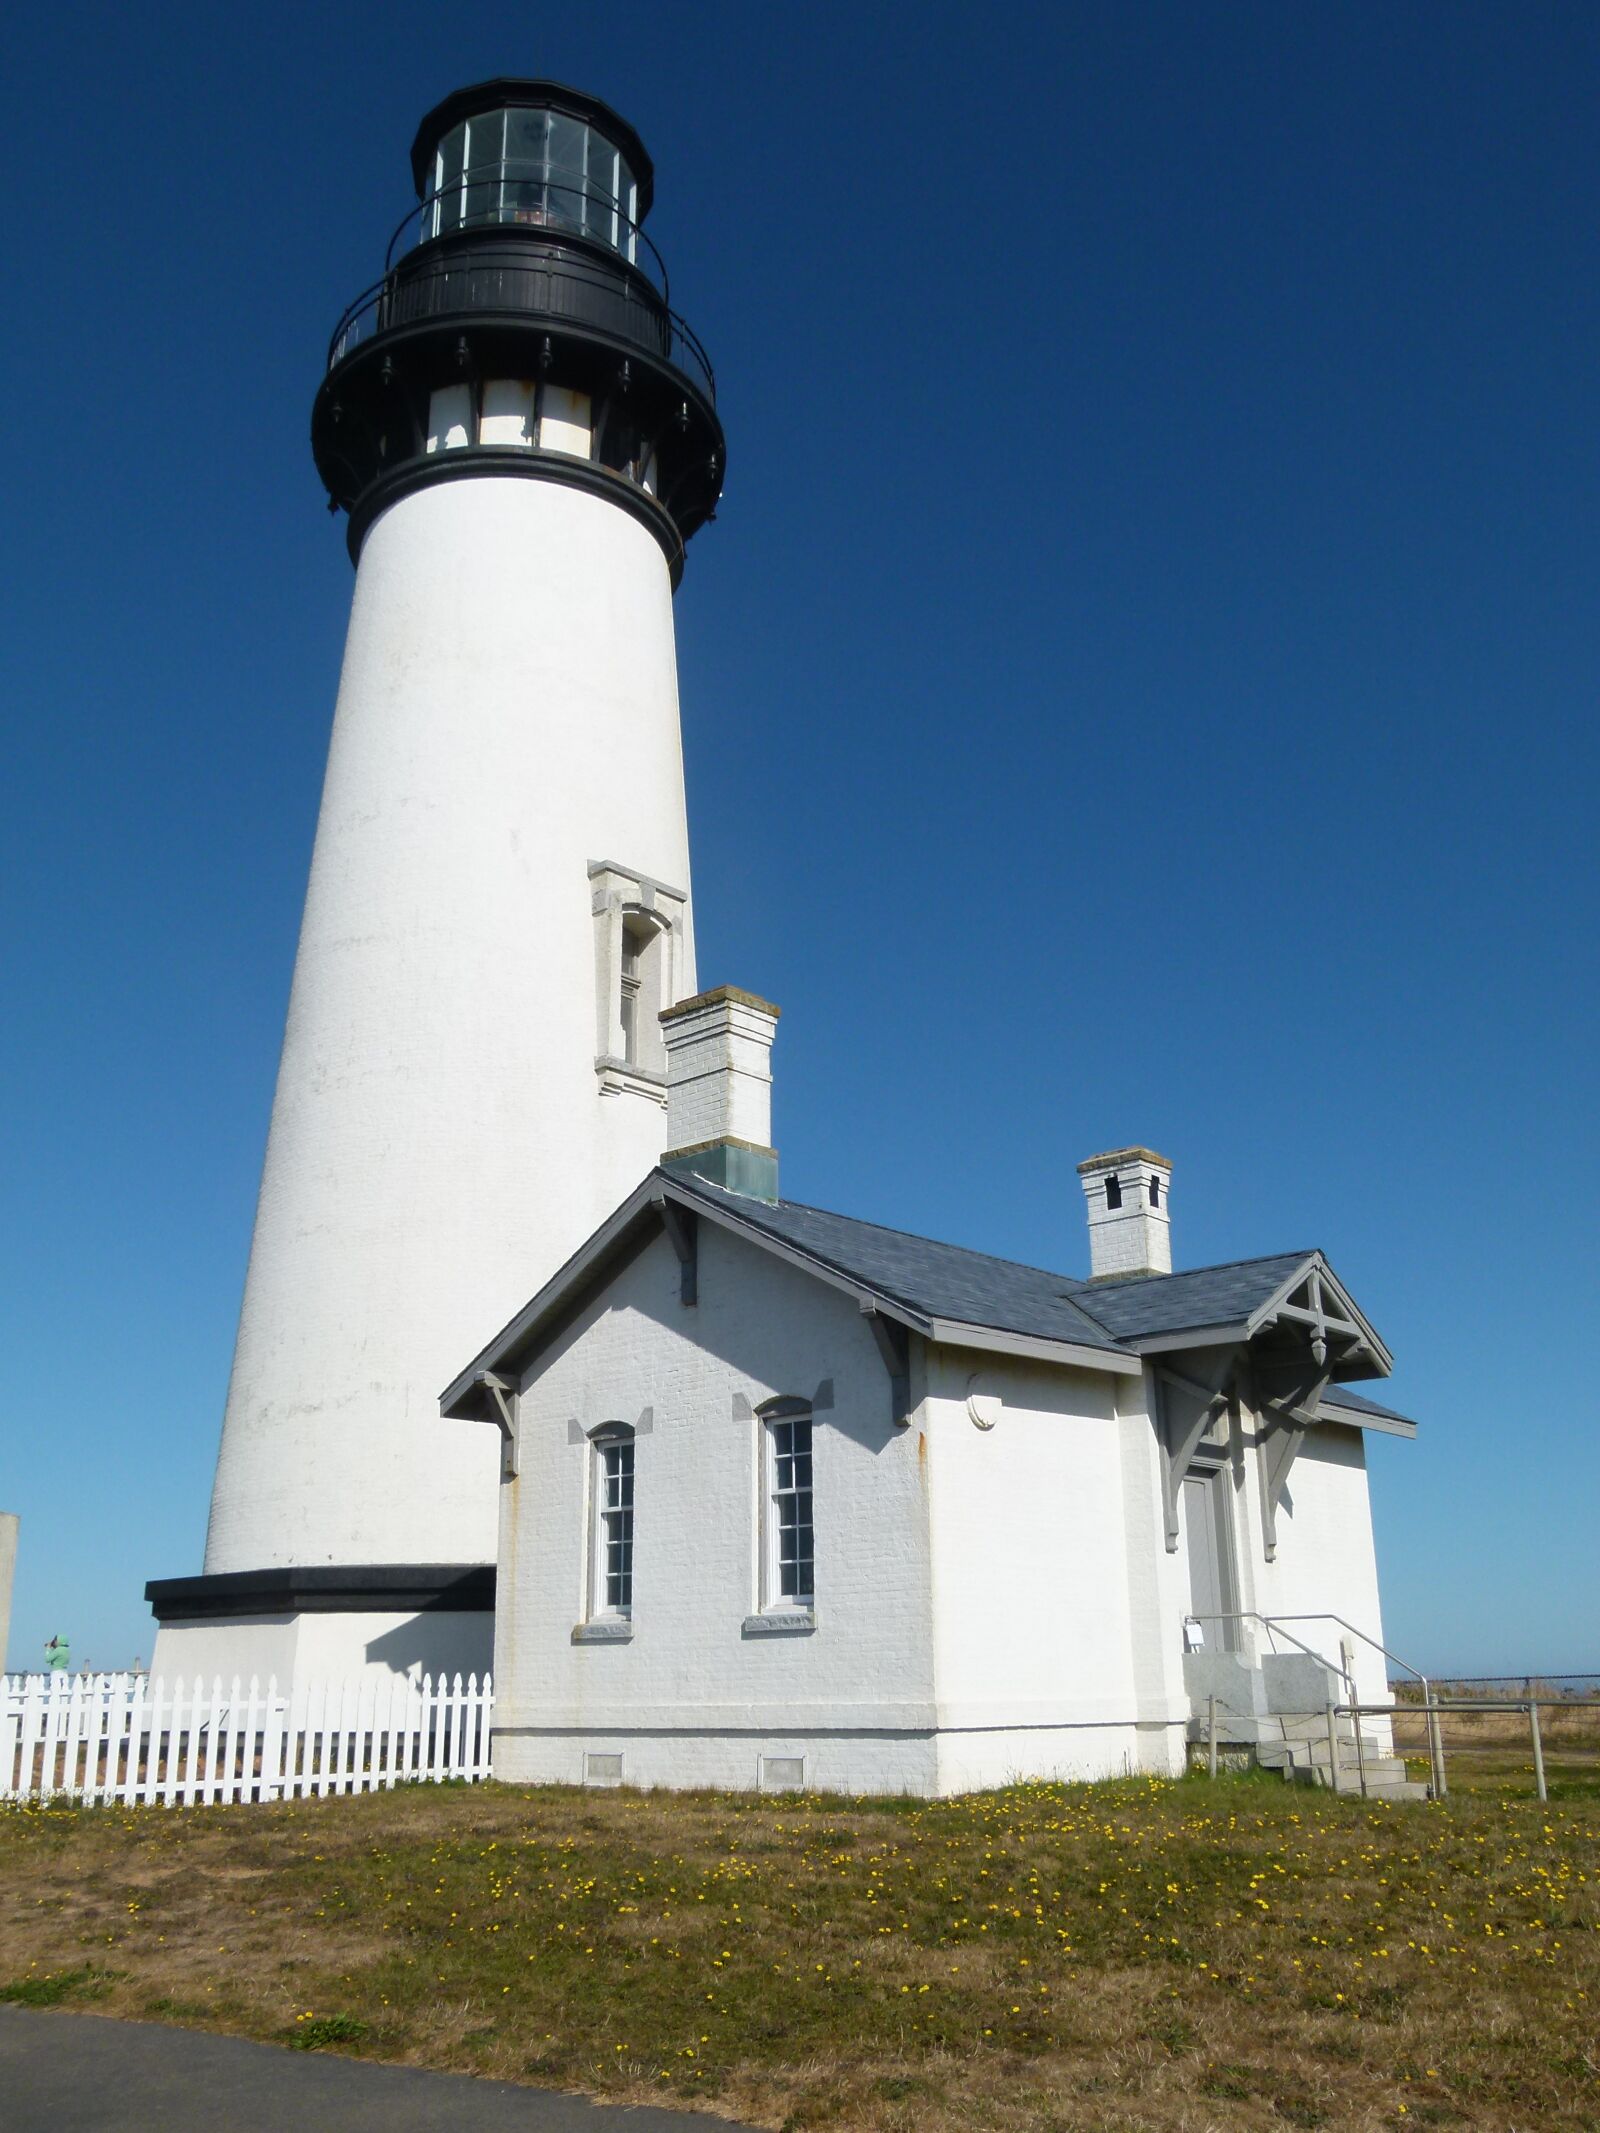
left=1063, top=1253, right=1314, bottom=1341
left=442, top=1169, right=1404, bottom=1424
left=675, top=1178, right=1317, bottom=1351
left=672, top=1177, right=1124, bottom=1350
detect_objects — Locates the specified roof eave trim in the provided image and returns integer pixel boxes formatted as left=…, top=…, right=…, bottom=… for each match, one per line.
left=924, top=1317, right=1140, bottom=1375
left=1317, top=1397, right=1418, bottom=1439
left=1125, top=1322, right=1252, bottom=1355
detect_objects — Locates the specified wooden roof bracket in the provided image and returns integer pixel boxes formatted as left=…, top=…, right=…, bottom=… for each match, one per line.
left=476, top=1371, right=518, bottom=1480
left=1244, top=1352, right=1333, bottom=1560
left=1153, top=1352, right=1237, bottom=1552
left=860, top=1301, right=912, bottom=1428
left=653, top=1193, right=698, bottom=1305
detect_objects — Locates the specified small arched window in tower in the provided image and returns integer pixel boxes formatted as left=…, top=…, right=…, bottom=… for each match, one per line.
left=1105, top=1175, right=1123, bottom=1211
left=1148, top=1174, right=1161, bottom=1208
left=619, top=919, right=645, bottom=1063
left=618, top=909, right=670, bottom=1070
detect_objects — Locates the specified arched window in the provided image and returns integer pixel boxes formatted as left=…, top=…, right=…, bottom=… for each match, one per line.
left=757, top=1400, right=814, bottom=1610
left=587, top=1423, right=635, bottom=1619
left=589, top=862, right=687, bottom=1098
left=618, top=911, right=666, bottom=1067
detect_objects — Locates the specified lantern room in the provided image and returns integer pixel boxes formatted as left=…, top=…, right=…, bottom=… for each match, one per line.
left=410, top=84, right=651, bottom=264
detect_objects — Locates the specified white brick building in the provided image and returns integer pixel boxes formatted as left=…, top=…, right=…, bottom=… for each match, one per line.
left=442, top=990, right=1417, bottom=1797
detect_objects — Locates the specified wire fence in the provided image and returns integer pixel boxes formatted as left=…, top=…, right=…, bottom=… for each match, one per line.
left=1385, top=1679, right=1600, bottom=1799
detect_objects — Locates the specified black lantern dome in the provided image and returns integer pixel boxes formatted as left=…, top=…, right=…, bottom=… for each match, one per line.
left=311, top=80, right=723, bottom=579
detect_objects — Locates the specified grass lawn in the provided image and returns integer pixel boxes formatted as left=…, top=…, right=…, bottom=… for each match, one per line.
left=2, top=1771, right=1597, bottom=2130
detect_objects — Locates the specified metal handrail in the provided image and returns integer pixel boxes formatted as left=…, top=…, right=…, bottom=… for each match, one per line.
left=1185, top=1609, right=1447, bottom=1798
left=1183, top=1610, right=1358, bottom=1701
left=1267, top=1613, right=1445, bottom=1797
left=1262, top=1612, right=1427, bottom=1699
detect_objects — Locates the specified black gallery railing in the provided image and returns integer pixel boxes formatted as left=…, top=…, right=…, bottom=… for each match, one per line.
left=326, top=245, right=716, bottom=405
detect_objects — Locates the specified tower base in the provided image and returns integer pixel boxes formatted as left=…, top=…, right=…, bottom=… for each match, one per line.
left=145, top=1565, right=494, bottom=1686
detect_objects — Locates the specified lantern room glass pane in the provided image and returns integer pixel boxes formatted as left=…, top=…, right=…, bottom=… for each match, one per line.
left=432, top=122, right=466, bottom=235
left=462, top=109, right=504, bottom=225
left=545, top=112, right=587, bottom=235
left=505, top=105, right=548, bottom=222
left=585, top=131, right=618, bottom=246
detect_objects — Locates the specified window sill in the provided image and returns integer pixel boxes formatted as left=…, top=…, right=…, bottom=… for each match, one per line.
left=595, top=1057, right=668, bottom=1106
left=742, top=1610, right=816, bottom=1638
left=572, top=1620, right=634, bottom=1644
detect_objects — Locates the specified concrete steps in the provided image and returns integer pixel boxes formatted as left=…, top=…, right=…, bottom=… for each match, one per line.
left=1185, top=1654, right=1429, bottom=1801
left=1255, top=1728, right=1428, bottom=1801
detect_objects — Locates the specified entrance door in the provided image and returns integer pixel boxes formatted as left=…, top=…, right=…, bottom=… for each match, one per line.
left=1180, top=1467, right=1237, bottom=1650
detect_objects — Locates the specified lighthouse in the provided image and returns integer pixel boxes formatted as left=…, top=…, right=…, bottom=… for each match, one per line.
left=147, top=81, right=724, bottom=1683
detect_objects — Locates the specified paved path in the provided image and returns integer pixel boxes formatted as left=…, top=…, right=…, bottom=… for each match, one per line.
left=0, top=2007, right=760, bottom=2132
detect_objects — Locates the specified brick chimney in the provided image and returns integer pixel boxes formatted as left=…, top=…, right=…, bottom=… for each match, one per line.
left=660, top=987, right=780, bottom=1201
left=1078, top=1147, right=1173, bottom=1279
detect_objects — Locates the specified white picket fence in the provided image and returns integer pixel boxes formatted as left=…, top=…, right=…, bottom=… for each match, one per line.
left=0, top=1671, right=493, bottom=1806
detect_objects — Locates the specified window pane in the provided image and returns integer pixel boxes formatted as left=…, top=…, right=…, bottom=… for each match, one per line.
left=504, top=105, right=547, bottom=222
left=546, top=113, right=586, bottom=234
left=506, top=105, right=547, bottom=171
left=768, top=1413, right=814, bottom=1605
left=599, top=1440, right=634, bottom=1611
left=463, top=109, right=505, bottom=225
left=434, top=122, right=467, bottom=232
left=585, top=132, right=617, bottom=244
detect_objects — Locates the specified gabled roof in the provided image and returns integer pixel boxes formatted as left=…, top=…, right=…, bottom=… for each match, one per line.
left=440, top=1168, right=1410, bottom=1432
left=1068, top=1253, right=1318, bottom=1341
left=677, top=1181, right=1126, bottom=1354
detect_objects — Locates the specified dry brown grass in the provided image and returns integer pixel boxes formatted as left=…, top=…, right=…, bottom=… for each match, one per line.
left=2, top=1771, right=1597, bottom=2130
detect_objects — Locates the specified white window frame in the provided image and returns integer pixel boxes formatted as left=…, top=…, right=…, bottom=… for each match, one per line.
left=759, top=1402, right=814, bottom=1613
left=587, top=1425, right=635, bottom=1620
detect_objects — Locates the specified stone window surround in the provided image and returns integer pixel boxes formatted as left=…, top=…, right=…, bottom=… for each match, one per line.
left=589, top=860, right=688, bottom=1103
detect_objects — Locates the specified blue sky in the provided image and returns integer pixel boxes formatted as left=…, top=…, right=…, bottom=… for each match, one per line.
left=4, top=2, right=1596, bottom=1677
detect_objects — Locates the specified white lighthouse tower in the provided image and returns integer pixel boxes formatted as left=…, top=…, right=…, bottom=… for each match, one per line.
left=148, top=81, right=724, bottom=1682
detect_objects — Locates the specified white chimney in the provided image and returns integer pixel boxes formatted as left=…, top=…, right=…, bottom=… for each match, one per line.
left=660, top=987, right=780, bottom=1200
left=1078, top=1147, right=1173, bottom=1279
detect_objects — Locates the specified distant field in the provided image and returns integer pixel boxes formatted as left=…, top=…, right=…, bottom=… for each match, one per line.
left=2, top=1772, right=1597, bottom=2131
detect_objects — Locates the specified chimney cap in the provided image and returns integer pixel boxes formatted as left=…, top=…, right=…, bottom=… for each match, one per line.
left=660, top=984, right=781, bottom=1023
left=1077, top=1146, right=1172, bottom=1176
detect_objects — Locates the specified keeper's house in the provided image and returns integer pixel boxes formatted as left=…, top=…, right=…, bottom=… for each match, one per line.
left=441, top=988, right=1415, bottom=1797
